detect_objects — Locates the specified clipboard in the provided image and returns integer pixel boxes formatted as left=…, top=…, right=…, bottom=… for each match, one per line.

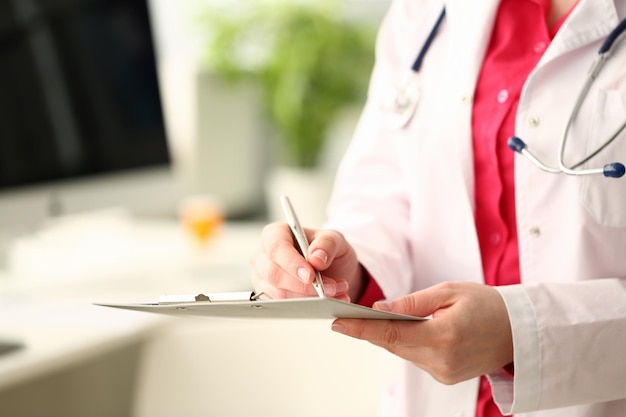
left=96, top=291, right=426, bottom=321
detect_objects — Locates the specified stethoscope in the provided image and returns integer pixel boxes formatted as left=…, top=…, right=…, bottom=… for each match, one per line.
left=384, top=8, right=446, bottom=129
left=384, top=7, right=626, bottom=178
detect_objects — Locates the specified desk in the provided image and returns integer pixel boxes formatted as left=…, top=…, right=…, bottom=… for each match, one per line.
left=0, top=216, right=401, bottom=417
left=0, top=216, right=260, bottom=416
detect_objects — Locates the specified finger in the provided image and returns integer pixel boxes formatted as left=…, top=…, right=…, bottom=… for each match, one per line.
left=252, top=251, right=318, bottom=297
left=253, top=275, right=349, bottom=300
left=307, top=229, right=352, bottom=271
left=252, top=250, right=350, bottom=298
left=253, top=281, right=312, bottom=300
left=332, top=278, right=350, bottom=297
left=321, top=277, right=350, bottom=298
left=374, top=282, right=457, bottom=318
left=331, top=318, right=428, bottom=347
left=262, top=223, right=316, bottom=284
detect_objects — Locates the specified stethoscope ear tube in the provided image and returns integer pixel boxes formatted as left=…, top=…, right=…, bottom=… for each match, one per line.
left=509, top=136, right=626, bottom=178
left=509, top=17, right=626, bottom=179
left=507, top=136, right=526, bottom=153
left=507, top=136, right=626, bottom=178
left=603, top=163, right=626, bottom=178
left=508, top=136, right=561, bottom=174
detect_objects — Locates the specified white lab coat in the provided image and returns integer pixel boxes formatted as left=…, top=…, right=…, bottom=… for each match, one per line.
left=325, top=0, right=626, bottom=416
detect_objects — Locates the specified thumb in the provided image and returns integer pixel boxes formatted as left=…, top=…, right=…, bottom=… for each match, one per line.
left=374, top=284, right=454, bottom=318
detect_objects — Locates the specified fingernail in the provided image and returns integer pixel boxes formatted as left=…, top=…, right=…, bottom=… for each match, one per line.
left=297, top=267, right=310, bottom=283
left=336, top=280, right=349, bottom=294
left=323, top=283, right=337, bottom=297
left=374, top=300, right=393, bottom=312
left=311, top=249, right=328, bottom=264
left=331, top=322, right=347, bottom=334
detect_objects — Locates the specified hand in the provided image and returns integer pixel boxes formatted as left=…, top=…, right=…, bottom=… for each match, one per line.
left=331, top=281, right=513, bottom=384
left=251, top=222, right=365, bottom=301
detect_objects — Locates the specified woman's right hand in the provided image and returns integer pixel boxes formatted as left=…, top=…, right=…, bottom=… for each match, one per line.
left=250, top=222, right=365, bottom=302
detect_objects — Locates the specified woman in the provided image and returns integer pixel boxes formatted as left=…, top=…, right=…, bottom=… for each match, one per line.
left=251, top=0, right=626, bottom=415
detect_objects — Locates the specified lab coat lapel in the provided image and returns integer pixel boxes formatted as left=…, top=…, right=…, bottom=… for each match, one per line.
left=538, top=0, right=622, bottom=65
left=440, top=0, right=501, bottom=208
left=411, top=0, right=501, bottom=285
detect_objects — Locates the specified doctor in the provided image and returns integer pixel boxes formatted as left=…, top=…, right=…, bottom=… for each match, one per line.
left=251, top=0, right=626, bottom=416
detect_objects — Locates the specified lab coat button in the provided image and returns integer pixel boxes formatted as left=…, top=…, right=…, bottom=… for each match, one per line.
left=497, top=89, right=509, bottom=103
left=461, top=95, right=473, bottom=104
left=528, top=116, right=540, bottom=127
left=529, top=227, right=541, bottom=237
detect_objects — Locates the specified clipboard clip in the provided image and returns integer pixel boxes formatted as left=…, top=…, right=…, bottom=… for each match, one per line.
left=158, top=291, right=269, bottom=305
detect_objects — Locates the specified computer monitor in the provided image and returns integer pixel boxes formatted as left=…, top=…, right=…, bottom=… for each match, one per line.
left=0, top=0, right=178, bottom=239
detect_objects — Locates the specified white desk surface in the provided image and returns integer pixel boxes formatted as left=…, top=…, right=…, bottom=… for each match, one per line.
left=0, top=214, right=263, bottom=391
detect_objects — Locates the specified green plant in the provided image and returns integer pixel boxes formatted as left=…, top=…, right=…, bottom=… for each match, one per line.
left=199, top=1, right=376, bottom=168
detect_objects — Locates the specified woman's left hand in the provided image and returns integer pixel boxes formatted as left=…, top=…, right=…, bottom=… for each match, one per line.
left=331, top=281, right=513, bottom=384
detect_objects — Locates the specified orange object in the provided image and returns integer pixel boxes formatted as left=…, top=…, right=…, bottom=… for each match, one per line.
left=179, top=196, right=224, bottom=246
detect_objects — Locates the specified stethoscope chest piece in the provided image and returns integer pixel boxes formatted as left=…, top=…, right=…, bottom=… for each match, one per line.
left=380, top=7, right=446, bottom=130
left=383, top=79, right=421, bottom=129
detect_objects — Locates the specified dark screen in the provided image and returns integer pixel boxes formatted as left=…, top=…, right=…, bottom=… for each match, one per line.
left=0, top=0, right=169, bottom=189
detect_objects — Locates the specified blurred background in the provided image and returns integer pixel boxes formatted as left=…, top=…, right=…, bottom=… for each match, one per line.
left=0, top=1, right=400, bottom=417
left=0, top=0, right=387, bottom=236
left=154, top=0, right=385, bottom=226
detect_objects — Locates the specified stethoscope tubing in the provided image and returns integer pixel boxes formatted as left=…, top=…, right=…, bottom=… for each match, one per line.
left=411, top=8, right=446, bottom=72
left=508, top=16, right=626, bottom=178
left=599, top=17, right=626, bottom=54
left=389, top=7, right=626, bottom=178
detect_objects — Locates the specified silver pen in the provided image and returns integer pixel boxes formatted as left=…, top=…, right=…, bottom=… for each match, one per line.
left=280, top=195, right=325, bottom=298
